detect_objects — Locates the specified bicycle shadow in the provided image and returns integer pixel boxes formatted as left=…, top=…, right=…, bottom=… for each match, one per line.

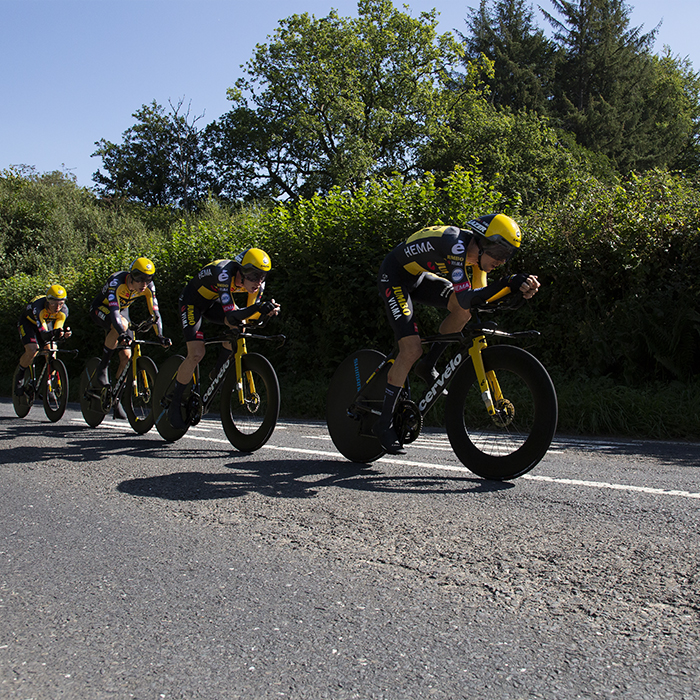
left=117, top=457, right=513, bottom=502
left=0, top=420, right=235, bottom=464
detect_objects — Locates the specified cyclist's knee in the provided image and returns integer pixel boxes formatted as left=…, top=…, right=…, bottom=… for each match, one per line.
left=187, top=345, right=206, bottom=364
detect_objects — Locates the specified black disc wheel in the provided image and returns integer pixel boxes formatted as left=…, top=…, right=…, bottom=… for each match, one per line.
left=123, top=356, right=158, bottom=434
left=326, top=349, right=389, bottom=464
left=220, top=353, right=280, bottom=451
left=444, top=345, right=558, bottom=480
left=42, top=358, right=69, bottom=422
left=79, top=357, right=106, bottom=428
left=152, top=355, right=192, bottom=442
left=12, top=363, right=34, bottom=418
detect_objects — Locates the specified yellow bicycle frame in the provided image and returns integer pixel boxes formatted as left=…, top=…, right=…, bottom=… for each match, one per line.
left=467, top=279, right=512, bottom=417
left=233, top=334, right=256, bottom=405
left=129, top=339, right=149, bottom=400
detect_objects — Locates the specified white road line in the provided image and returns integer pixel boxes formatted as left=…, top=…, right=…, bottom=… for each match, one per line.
left=68, top=419, right=700, bottom=500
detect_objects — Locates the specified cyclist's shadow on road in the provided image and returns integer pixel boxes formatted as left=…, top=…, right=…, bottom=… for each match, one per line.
left=117, top=458, right=514, bottom=501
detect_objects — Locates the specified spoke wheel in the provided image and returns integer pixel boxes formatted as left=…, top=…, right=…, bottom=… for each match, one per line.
left=42, top=358, right=69, bottom=422
left=445, top=345, right=558, bottom=480
left=124, top=356, right=158, bottom=434
left=220, top=353, right=280, bottom=451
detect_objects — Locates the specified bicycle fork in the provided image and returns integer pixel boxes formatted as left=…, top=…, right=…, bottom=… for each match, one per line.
left=233, top=337, right=257, bottom=408
left=468, top=335, right=503, bottom=416
left=129, top=344, right=148, bottom=400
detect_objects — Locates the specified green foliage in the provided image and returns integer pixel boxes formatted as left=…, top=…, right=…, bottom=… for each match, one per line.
left=206, top=0, right=464, bottom=200
left=518, top=168, right=700, bottom=383
left=3, top=165, right=700, bottom=439
left=460, top=0, right=560, bottom=114
left=93, top=100, right=213, bottom=210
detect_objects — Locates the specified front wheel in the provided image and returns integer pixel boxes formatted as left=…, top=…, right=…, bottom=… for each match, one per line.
left=445, top=345, right=558, bottom=480
left=12, top=363, right=34, bottom=418
left=326, top=349, right=388, bottom=464
left=220, top=353, right=280, bottom=451
left=79, top=358, right=106, bottom=428
left=124, top=356, right=158, bottom=434
left=152, top=355, right=192, bottom=442
left=43, top=358, right=69, bottom=422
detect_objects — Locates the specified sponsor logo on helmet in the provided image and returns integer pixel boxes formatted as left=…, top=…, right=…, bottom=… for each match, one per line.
left=467, top=218, right=488, bottom=234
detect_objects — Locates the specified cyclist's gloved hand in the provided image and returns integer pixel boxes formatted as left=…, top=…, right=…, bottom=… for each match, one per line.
left=117, top=332, right=132, bottom=345
left=257, top=300, right=277, bottom=316
left=158, top=336, right=172, bottom=347
left=507, top=273, right=529, bottom=292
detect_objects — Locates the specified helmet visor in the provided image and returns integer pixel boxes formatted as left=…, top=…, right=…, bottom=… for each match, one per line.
left=130, top=270, right=153, bottom=283
left=242, top=268, right=267, bottom=284
left=482, top=242, right=516, bottom=263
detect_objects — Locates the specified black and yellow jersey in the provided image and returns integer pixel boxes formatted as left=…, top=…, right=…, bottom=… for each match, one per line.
left=388, top=226, right=488, bottom=305
left=90, top=270, right=163, bottom=334
left=19, top=295, right=69, bottom=331
left=181, top=259, right=264, bottom=322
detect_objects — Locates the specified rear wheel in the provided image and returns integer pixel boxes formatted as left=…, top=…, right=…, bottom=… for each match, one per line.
left=42, top=358, right=69, bottom=422
left=12, top=363, right=34, bottom=418
left=124, top=356, right=158, bottom=434
left=444, top=345, right=557, bottom=480
left=153, top=355, right=192, bottom=442
left=79, top=358, right=106, bottom=428
left=326, top=349, right=388, bottom=463
left=220, top=353, right=280, bottom=451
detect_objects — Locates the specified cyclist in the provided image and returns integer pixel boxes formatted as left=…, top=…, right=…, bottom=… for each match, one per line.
left=89, top=257, right=171, bottom=418
left=375, top=214, right=540, bottom=454
left=15, top=284, right=72, bottom=396
left=167, top=248, right=281, bottom=428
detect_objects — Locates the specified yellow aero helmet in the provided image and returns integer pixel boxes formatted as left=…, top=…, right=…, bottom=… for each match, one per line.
left=46, top=284, right=67, bottom=301
left=235, top=247, right=271, bottom=282
left=467, top=214, right=522, bottom=262
left=130, top=257, right=156, bottom=282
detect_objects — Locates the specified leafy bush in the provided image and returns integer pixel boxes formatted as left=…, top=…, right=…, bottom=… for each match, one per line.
left=2, top=165, right=700, bottom=438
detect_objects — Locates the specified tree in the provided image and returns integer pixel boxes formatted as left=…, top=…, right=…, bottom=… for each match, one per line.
left=205, top=0, right=464, bottom=201
left=541, top=0, right=667, bottom=171
left=92, top=99, right=212, bottom=209
left=460, top=0, right=560, bottom=115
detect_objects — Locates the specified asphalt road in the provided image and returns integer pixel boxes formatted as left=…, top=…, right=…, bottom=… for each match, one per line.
left=1, top=399, right=699, bottom=699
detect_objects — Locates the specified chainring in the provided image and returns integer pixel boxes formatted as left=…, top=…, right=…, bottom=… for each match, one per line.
left=393, top=399, right=423, bottom=444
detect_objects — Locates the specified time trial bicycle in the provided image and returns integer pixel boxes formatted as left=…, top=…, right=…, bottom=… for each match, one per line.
left=79, top=316, right=169, bottom=433
left=153, top=320, right=285, bottom=451
left=12, top=333, right=78, bottom=422
left=326, top=293, right=558, bottom=481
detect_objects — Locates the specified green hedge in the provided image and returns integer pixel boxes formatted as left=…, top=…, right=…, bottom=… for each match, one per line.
left=2, top=167, right=700, bottom=439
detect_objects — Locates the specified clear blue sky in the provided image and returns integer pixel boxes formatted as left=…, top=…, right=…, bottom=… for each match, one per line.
left=1, top=0, right=698, bottom=189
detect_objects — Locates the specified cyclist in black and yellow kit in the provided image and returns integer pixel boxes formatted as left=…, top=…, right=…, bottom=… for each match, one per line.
left=168, top=247, right=281, bottom=428
left=16, top=285, right=72, bottom=396
left=375, top=214, right=540, bottom=454
left=90, top=257, right=171, bottom=418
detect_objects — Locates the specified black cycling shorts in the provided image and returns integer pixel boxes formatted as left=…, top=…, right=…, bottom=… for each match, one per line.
left=90, top=305, right=130, bottom=334
left=179, top=297, right=226, bottom=342
left=377, top=254, right=453, bottom=340
left=17, top=320, right=41, bottom=346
